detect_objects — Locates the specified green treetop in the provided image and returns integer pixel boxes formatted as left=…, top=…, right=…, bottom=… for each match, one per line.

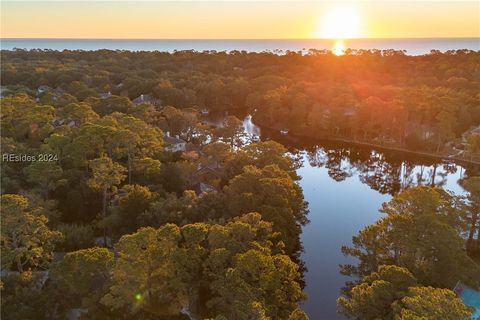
left=1, top=194, right=63, bottom=273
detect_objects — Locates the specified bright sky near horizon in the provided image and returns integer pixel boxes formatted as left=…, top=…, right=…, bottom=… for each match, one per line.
left=1, top=1, right=479, bottom=39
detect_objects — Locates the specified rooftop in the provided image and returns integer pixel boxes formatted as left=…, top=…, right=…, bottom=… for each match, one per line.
left=132, top=94, right=160, bottom=105
left=164, top=135, right=186, bottom=145
left=188, top=182, right=216, bottom=196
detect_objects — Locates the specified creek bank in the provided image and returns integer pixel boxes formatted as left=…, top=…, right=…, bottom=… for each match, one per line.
left=254, top=122, right=480, bottom=167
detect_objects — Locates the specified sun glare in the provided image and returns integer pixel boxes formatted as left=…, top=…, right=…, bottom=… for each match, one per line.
left=316, top=6, right=363, bottom=39
left=332, top=40, right=345, bottom=56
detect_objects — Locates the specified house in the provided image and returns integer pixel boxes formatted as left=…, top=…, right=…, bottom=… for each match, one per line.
left=99, top=91, right=112, bottom=99
left=37, top=85, right=51, bottom=96
left=52, top=119, right=81, bottom=128
left=132, top=94, right=161, bottom=106
left=188, top=182, right=217, bottom=196
left=52, top=119, right=67, bottom=127
left=164, top=132, right=187, bottom=152
left=194, top=163, right=222, bottom=182
left=453, top=281, right=480, bottom=320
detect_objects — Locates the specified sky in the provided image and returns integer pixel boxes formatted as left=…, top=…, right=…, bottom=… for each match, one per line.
left=1, top=1, right=479, bottom=39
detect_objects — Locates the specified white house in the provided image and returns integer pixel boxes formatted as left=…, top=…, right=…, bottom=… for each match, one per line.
left=132, top=94, right=161, bottom=106
left=37, top=85, right=51, bottom=96
left=164, top=132, right=187, bottom=152
left=99, top=91, right=112, bottom=99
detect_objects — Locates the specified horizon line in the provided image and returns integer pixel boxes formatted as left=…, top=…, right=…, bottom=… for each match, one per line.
left=2, top=37, right=480, bottom=41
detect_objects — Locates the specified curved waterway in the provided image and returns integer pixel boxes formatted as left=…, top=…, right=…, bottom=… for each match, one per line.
left=234, top=115, right=478, bottom=319
left=295, top=148, right=475, bottom=319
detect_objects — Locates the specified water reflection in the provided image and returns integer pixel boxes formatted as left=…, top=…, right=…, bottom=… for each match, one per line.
left=202, top=113, right=261, bottom=145
left=304, top=145, right=474, bottom=196
left=239, top=116, right=478, bottom=319
left=243, top=114, right=261, bottom=137
left=296, top=147, right=476, bottom=319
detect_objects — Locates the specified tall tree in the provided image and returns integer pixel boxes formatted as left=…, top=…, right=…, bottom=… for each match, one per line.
left=109, top=113, right=163, bottom=184
left=394, top=286, right=473, bottom=320
left=338, top=265, right=418, bottom=320
left=24, top=161, right=63, bottom=200
left=460, top=176, right=480, bottom=253
left=205, top=213, right=306, bottom=320
left=225, top=165, right=308, bottom=254
left=112, top=184, right=158, bottom=234
left=467, top=135, right=480, bottom=160
left=1, top=271, right=49, bottom=320
left=101, top=225, right=188, bottom=318
left=1, top=194, right=63, bottom=272
left=338, top=265, right=473, bottom=320
left=87, top=156, right=126, bottom=246
left=341, top=187, right=480, bottom=288
left=57, top=102, right=99, bottom=125
left=435, top=110, right=457, bottom=152
left=49, top=247, right=114, bottom=315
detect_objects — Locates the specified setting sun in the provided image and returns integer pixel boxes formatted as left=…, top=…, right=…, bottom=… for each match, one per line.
left=332, top=40, right=346, bottom=56
left=316, top=6, right=363, bottom=39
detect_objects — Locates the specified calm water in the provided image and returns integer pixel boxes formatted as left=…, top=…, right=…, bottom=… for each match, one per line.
left=1, top=38, right=479, bottom=55
left=297, top=148, right=471, bottom=319
left=243, top=117, right=476, bottom=319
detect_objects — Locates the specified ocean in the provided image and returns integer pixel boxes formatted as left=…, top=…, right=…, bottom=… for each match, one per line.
left=1, top=38, right=479, bottom=55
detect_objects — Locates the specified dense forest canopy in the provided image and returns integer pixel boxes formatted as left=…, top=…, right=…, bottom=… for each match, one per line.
left=1, top=49, right=479, bottom=159
left=1, top=65, right=310, bottom=318
left=1, top=49, right=479, bottom=319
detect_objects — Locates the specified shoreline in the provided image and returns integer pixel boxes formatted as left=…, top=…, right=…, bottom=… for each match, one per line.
left=256, top=124, right=480, bottom=167
left=318, top=137, right=480, bottom=166
left=209, top=112, right=480, bottom=167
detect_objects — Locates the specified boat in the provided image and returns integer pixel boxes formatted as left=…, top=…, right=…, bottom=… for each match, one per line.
left=280, top=129, right=289, bottom=135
